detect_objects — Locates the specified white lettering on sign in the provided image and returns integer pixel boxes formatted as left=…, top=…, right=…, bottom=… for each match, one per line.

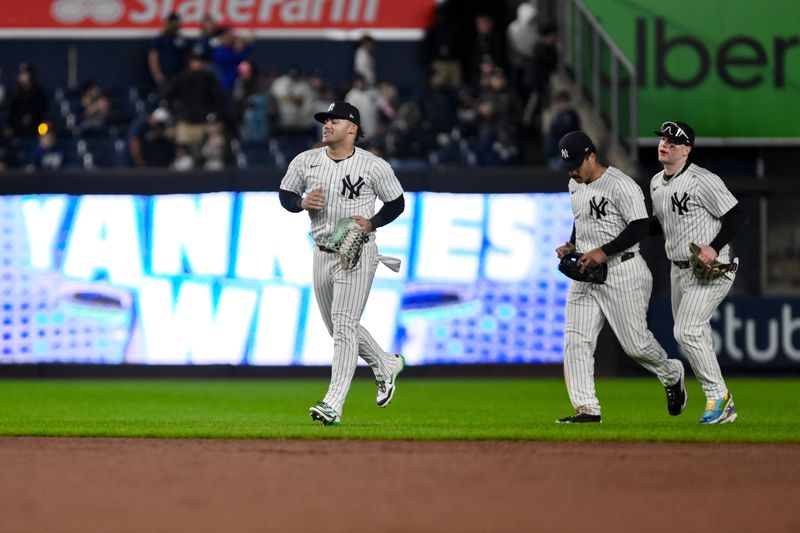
left=55, top=0, right=382, bottom=25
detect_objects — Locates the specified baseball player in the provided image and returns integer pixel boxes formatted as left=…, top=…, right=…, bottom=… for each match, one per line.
left=278, top=101, right=406, bottom=426
left=555, top=131, right=685, bottom=423
left=650, top=121, right=745, bottom=424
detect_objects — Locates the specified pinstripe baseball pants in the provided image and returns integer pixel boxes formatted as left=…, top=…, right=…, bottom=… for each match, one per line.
left=670, top=265, right=735, bottom=400
left=564, top=255, right=681, bottom=414
left=313, top=239, right=393, bottom=415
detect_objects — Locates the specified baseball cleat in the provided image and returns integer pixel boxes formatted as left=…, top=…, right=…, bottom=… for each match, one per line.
left=376, top=353, right=405, bottom=408
left=699, top=393, right=737, bottom=424
left=309, top=401, right=341, bottom=426
left=556, top=412, right=601, bottom=424
left=665, top=360, right=688, bottom=416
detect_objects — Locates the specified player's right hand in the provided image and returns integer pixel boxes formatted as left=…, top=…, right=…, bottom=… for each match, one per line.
left=556, top=241, right=575, bottom=259
left=301, top=186, right=326, bottom=210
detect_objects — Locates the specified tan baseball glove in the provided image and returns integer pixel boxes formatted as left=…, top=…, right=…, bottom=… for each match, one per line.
left=689, top=242, right=735, bottom=281
left=321, top=218, right=369, bottom=269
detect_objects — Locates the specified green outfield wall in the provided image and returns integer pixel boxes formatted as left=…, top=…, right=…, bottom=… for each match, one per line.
left=584, top=0, right=799, bottom=140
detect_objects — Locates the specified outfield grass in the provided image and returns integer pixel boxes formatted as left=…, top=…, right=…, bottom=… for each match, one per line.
left=1, top=378, right=798, bottom=443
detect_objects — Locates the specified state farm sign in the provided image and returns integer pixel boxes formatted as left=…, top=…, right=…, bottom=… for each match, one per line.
left=0, top=0, right=434, bottom=37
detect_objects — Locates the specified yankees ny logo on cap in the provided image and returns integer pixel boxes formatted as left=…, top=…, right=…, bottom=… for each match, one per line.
left=558, top=131, right=596, bottom=173
left=315, top=101, right=361, bottom=127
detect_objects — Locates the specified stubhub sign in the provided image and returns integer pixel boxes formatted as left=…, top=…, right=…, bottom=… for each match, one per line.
left=651, top=297, right=800, bottom=368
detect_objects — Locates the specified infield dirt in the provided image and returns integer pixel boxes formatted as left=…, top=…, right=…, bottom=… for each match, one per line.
left=1, top=437, right=798, bottom=532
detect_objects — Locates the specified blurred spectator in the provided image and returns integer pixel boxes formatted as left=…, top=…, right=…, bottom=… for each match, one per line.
left=475, top=128, right=522, bottom=166
left=233, top=61, right=275, bottom=143
left=468, top=14, right=506, bottom=87
left=25, top=127, right=63, bottom=172
left=353, top=35, right=376, bottom=86
left=475, top=67, right=522, bottom=165
left=474, top=53, right=498, bottom=93
left=543, top=91, right=581, bottom=170
left=271, top=65, right=315, bottom=131
left=200, top=120, right=228, bottom=170
left=78, top=80, right=111, bottom=136
left=454, top=87, right=480, bottom=140
left=127, top=107, right=176, bottom=168
left=419, top=70, right=458, bottom=138
left=172, top=145, right=194, bottom=171
left=0, top=65, right=5, bottom=110
left=384, top=96, right=424, bottom=159
left=375, top=81, right=399, bottom=140
left=523, top=24, right=559, bottom=129
left=163, top=52, right=226, bottom=161
left=506, top=2, right=539, bottom=101
left=148, top=12, right=190, bottom=89
left=4, top=63, right=48, bottom=139
left=211, top=26, right=255, bottom=93
left=307, top=68, right=330, bottom=113
left=478, top=68, right=520, bottom=137
left=192, top=14, right=219, bottom=61
left=0, top=135, right=8, bottom=172
left=344, top=75, right=381, bottom=141
left=420, top=3, right=462, bottom=87
left=310, top=72, right=336, bottom=121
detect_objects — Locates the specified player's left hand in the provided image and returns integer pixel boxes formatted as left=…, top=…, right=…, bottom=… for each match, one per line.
left=577, top=248, right=607, bottom=272
left=349, top=215, right=372, bottom=233
left=695, top=243, right=718, bottom=265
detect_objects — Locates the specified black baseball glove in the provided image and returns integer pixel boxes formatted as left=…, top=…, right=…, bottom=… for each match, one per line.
left=558, top=251, right=608, bottom=284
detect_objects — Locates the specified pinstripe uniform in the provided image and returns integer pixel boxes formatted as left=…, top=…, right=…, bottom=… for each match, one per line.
left=650, top=163, right=738, bottom=401
left=281, top=146, right=404, bottom=415
left=564, top=166, right=681, bottom=415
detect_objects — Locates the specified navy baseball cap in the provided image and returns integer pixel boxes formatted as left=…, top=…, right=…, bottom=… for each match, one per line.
left=654, top=121, right=695, bottom=146
left=558, top=131, right=595, bottom=172
left=314, top=101, right=361, bottom=127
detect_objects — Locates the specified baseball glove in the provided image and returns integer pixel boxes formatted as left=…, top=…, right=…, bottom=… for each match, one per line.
left=689, top=242, right=735, bottom=281
left=558, top=251, right=608, bottom=284
left=321, top=218, right=369, bottom=269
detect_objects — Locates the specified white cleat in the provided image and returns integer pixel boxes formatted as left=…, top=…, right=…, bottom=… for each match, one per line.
left=376, top=353, right=405, bottom=408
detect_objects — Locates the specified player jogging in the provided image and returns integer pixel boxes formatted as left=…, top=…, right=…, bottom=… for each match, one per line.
left=650, top=121, right=745, bottom=424
left=555, top=131, right=686, bottom=423
left=278, top=101, right=406, bottom=426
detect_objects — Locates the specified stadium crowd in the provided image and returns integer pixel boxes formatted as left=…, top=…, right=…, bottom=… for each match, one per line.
left=0, top=2, right=578, bottom=173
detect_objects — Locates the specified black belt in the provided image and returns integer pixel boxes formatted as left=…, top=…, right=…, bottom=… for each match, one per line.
left=673, top=259, right=739, bottom=273
left=620, top=252, right=635, bottom=263
left=317, top=245, right=333, bottom=253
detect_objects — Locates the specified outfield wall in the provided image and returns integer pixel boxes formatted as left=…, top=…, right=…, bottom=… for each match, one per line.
left=2, top=168, right=799, bottom=371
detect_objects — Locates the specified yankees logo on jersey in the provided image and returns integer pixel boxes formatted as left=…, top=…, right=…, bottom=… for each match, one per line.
left=569, top=167, right=647, bottom=253
left=650, top=163, right=738, bottom=262
left=671, top=192, right=690, bottom=215
left=589, top=196, right=609, bottom=219
left=341, top=175, right=365, bottom=199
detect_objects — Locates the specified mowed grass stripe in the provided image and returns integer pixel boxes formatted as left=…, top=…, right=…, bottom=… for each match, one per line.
left=1, top=378, right=798, bottom=443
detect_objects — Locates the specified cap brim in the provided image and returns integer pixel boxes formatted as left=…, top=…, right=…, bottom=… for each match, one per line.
left=654, top=130, right=690, bottom=145
left=559, top=157, right=583, bottom=173
left=314, top=112, right=335, bottom=124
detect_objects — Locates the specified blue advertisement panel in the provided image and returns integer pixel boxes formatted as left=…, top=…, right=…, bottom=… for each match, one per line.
left=0, top=192, right=574, bottom=365
left=650, top=296, right=800, bottom=369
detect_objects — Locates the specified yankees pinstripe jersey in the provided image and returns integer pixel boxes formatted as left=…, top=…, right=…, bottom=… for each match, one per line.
left=280, top=146, right=404, bottom=244
left=650, top=163, right=738, bottom=262
left=570, top=166, right=647, bottom=255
